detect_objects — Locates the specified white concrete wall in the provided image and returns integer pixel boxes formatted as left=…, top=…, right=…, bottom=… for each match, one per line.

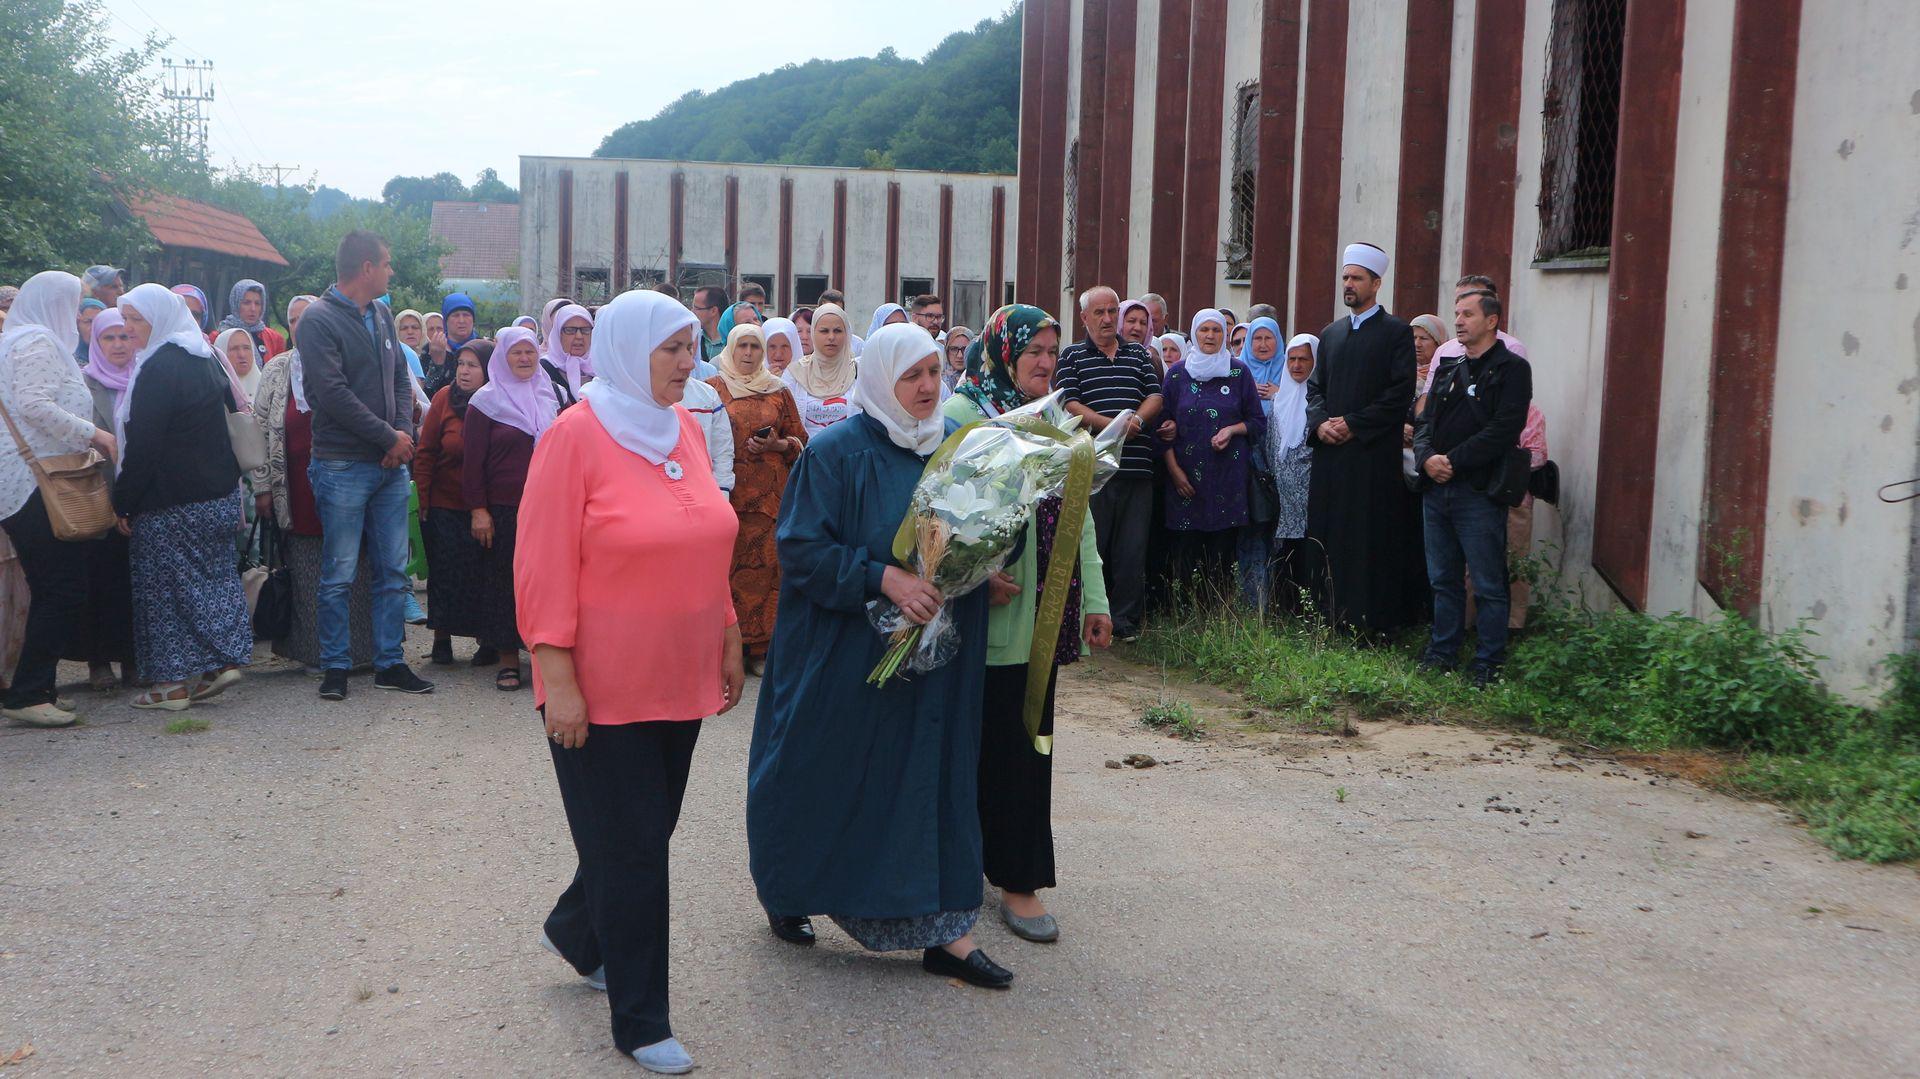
left=519, top=157, right=1014, bottom=334
left=1337, top=0, right=1408, bottom=315
left=1126, top=0, right=1162, bottom=299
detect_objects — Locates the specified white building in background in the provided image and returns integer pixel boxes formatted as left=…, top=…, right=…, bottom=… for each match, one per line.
left=518, top=156, right=1017, bottom=335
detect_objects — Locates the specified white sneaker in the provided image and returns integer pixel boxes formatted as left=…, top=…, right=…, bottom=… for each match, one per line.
left=631, top=1037, right=694, bottom=1074
left=4, top=702, right=78, bottom=728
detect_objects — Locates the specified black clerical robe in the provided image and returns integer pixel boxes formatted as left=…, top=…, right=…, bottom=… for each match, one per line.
left=1304, top=309, right=1419, bottom=632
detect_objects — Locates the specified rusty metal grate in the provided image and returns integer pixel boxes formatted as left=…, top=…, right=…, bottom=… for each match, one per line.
left=1226, top=82, right=1260, bottom=282
left=1063, top=139, right=1080, bottom=288
left=1534, top=0, right=1626, bottom=263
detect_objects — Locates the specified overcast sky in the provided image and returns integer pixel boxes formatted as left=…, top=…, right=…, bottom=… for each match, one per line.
left=100, top=0, right=1015, bottom=199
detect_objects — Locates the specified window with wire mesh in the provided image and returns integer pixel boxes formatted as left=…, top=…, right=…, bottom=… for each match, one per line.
left=1063, top=139, right=1079, bottom=287
left=1226, top=81, right=1260, bottom=281
left=1534, top=0, right=1626, bottom=263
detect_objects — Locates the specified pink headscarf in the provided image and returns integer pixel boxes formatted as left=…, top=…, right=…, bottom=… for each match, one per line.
left=543, top=304, right=595, bottom=397
left=84, top=309, right=133, bottom=394
left=467, top=326, right=558, bottom=440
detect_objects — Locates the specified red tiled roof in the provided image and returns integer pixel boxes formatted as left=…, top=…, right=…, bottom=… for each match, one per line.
left=430, top=201, right=520, bottom=281
left=122, top=191, right=287, bottom=266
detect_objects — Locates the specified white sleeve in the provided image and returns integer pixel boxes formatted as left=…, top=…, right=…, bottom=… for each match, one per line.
left=704, top=406, right=735, bottom=493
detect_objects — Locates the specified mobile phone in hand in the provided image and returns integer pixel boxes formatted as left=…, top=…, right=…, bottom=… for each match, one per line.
left=755, top=425, right=775, bottom=440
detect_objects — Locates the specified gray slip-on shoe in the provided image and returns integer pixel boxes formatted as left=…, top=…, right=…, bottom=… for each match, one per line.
left=1000, top=905, right=1060, bottom=943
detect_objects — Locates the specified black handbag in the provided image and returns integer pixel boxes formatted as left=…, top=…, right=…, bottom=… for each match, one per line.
left=249, top=522, right=294, bottom=642
left=1247, top=425, right=1281, bottom=524
left=1475, top=446, right=1533, bottom=508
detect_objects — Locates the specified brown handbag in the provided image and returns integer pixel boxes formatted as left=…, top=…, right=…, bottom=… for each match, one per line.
left=0, top=391, right=116, bottom=541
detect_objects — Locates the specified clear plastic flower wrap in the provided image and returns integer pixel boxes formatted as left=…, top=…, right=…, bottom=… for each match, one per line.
left=866, top=391, right=1132, bottom=685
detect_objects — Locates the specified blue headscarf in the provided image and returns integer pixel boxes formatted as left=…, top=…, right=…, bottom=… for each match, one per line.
left=1238, top=316, right=1286, bottom=392
left=441, top=292, right=478, bottom=346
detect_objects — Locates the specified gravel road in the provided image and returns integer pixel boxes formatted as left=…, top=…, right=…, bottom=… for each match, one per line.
left=2, top=640, right=1916, bottom=1077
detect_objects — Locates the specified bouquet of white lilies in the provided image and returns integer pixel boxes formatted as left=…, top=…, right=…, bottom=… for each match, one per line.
left=866, top=391, right=1131, bottom=686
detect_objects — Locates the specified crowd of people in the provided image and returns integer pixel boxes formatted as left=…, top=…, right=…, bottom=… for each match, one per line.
left=0, top=231, right=1539, bottom=1073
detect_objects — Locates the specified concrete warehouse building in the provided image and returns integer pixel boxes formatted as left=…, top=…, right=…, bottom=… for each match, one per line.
left=518, top=156, right=1017, bottom=336
left=1016, top=0, right=1920, bottom=697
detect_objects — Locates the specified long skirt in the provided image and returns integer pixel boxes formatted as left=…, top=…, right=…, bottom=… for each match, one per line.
left=130, top=490, right=254, bottom=684
left=978, top=662, right=1059, bottom=893
left=422, top=507, right=485, bottom=639
left=65, top=532, right=135, bottom=667
left=828, top=909, right=980, bottom=952
left=479, top=504, right=522, bottom=653
left=275, top=532, right=376, bottom=671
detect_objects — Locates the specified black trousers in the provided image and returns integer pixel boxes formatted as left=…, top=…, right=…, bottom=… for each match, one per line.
left=1169, top=528, right=1240, bottom=601
left=978, top=663, right=1058, bottom=893
left=3, top=492, right=87, bottom=708
left=1090, top=477, right=1153, bottom=634
left=545, top=719, right=701, bottom=1053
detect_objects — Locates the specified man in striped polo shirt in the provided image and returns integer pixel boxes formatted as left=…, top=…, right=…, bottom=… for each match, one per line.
left=1055, top=285, right=1164, bottom=641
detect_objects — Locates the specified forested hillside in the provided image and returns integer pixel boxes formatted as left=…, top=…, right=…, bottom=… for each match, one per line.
left=595, top=8, right=1020, bottom=174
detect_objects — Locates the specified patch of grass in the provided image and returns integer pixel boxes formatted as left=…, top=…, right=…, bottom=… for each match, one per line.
left=1141, top=696, right=1206, bottom=740
left=162, top=716, right=209, bottom=735
left=1136, top=596, right=1919, bottom=863
left=1334, top=786, right=1348, bottom=803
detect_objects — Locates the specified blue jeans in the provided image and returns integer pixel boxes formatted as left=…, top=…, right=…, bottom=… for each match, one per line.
left=308, top=459, right=411, bottom=670
left=1422, top=483, right=1510, bottom=668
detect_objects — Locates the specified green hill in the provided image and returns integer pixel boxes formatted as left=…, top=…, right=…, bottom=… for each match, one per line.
left=594, top=8, right=1020, bottom=174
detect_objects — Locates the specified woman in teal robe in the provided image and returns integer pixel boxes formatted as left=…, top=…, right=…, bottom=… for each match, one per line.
left=748, top=323, right=1013, bottom=989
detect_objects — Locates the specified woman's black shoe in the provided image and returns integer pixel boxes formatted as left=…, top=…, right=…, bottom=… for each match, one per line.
left=922, top=946, right=1013, bottom=989
left=429, top=638, right=454, bottom=666
left=471, top=645, right=500, bottom=667
left=767, top=914, right=815, bottom=946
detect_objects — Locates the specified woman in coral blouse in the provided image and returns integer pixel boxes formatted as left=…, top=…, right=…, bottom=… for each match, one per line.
left=514, top=289, right=745, bottom=1077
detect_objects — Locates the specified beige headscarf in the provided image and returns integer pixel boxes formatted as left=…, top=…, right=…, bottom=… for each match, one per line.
left=788, top=303, right=857, bottom=398
left=716, top=323, right=783, bottom=397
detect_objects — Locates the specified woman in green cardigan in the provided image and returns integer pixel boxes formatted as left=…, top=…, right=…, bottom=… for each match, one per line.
left=942, top=304, right=1113, bottom=945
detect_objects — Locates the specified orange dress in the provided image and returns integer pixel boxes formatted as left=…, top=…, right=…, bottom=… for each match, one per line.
left=514, top=404, right=739, bottom=724
left=705, top=379, right=808, bottom=652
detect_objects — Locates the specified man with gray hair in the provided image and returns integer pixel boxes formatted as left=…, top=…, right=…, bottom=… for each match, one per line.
left=1139, top=292, right=1170, bottom=337
left=1054, top=285, right=1164, bottom=641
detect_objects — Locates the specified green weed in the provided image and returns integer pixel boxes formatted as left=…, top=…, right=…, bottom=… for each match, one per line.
left=163, top=717, right=209, bottom=735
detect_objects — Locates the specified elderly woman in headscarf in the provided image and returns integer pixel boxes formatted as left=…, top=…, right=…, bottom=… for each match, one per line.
left=442, top=293, right=480, bottom=352
left=218, top=279, right=287, bottom=365
left=760, top=316, right=803, bottom=377
left=394, top=309, right=427, bottom=353
left=463, top=326, right=556, bottom=692
left=515, top=289, right=743, bottom=1076
left=943, top=305, right=1111, bottom=945
left=704, top=322, right=807, bottom=675
left=1157, top=309, right=1266, bottom=591
left=749, top=321, right=1012, bottom=990
left=781, top=302, right=861, bottom=437
left=1271, top=333, right=1319, bottom=603
left=541, top=304, right=596, bottom=409
left=114, top=284, right=252, bottom=711
left=76, top=298, right=106, bottom=362
left=1118, top=299, right=1153, bottom=347
left=417, top=310, right=455, bottom=396
left=254, top=297, right=377, bottom=673
left=1151, top=332, right=1185, bottom=378
left=0, top=272, right=118, bottom=726
left=170, top=284, right=211, bottom=334
left=69, top=309, right=139, bottom=689
left=413, top=338, right=494, bottom=668
left=1234, top=316, right=1286, bottom=609
left=938, top=325, right=973, bottom=391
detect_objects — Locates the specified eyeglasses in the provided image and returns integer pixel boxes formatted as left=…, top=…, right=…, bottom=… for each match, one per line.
left=559, top=325, right=591, bottom=337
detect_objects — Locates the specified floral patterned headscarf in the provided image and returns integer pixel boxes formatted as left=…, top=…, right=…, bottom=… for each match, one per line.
left=957, top=303, right=1057, bottom=417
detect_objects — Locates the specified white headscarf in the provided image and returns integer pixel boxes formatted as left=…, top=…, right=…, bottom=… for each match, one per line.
left=760, top=316, right=804, bottom=373
left=848, top=322, right=945, bottom=456
left=867, top=302, right=908, bottom=337
left=543, top=304, right=596, bottom=397
left=578, top=290, right=700, bottom=465
left=114, top=283, right=220, bottom=473
left=0, top=271, right=82, bottom=367
left=213, top=327, right=263, bottom=404
left=1184, top=309, right=1232, bottom=381
left=1275, top=334, right=1319, bottom=452
left=285, top=294, right=319, bottom=414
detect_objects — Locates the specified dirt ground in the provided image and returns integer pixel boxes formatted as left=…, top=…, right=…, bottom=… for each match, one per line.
left=2, top=636, right=1916, bottom=1077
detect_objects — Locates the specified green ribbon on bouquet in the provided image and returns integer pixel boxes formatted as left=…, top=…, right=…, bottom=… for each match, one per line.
left=1021, top=431, right=1096, bottom=756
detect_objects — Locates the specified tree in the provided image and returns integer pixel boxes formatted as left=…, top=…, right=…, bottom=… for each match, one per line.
left=469, top=168, right=519, bottom=204
left=381, top=172, right=469, bottom=217
left=593, top=8, right=1020, bottom=175
left=0, top=0, right=198, bottom=282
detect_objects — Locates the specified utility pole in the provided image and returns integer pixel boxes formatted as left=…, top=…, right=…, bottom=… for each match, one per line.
left=160, top=58, right=215, bottom=164
left=259, top=164, right=302, bottom=187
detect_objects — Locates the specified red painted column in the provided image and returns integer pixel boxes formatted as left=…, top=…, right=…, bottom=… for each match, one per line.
left=1099, top=0, right=1139, bottom=293
left=1393, top=0, right=1453, bottom=318
left=1249, top=0, right=1302, bottom=319
left=667, top=170, right=683, bottom=289
left=938, top=183, right=955, bottom=305
left=1459, top=0, right=1525, bottom=297
left=557, top=168, right=574, bottom=297
left=778, top=177, right=794, bottom=312
left=832, top=178, right=848, bottom=291
left=885, top=181, right=902, bottom=304
left=990, top=185, right=1008, bottom=306
left=612, top=170, right=629, bottom=294
left=1180, top=0, right=1229, bottom=318
left=1148, top=0, right=1193, bottom=316
left=1016, top=0, right=1048, bottom=303
left=1590, top=0, right=1688, bottom=608
left=1292, top=0, right=1347, bottom=330
left=1699, top=0, right=1801, bottom=613
left=1035, top=0, right=1072, bottom=316
left=724, top=174, right=740, bottom=294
